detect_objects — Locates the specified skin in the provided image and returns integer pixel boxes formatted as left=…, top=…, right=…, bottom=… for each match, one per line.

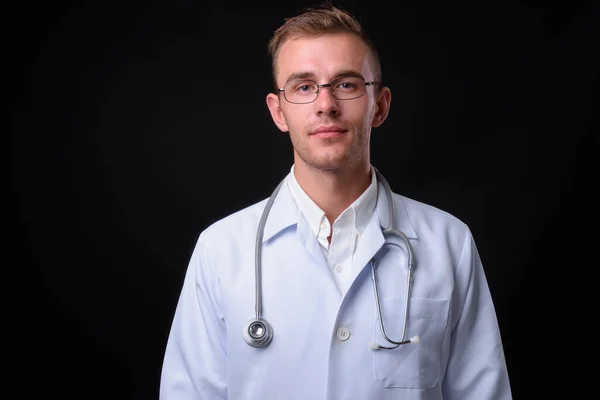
left=266, top=32, right=392, bottom=229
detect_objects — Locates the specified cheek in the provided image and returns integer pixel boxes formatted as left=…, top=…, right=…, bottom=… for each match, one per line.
left=282, top=107, right=310, bottom=132
left=365, top=101, right=379, bottom=124
left=369, top=107, right=377, bottom=123
left=350, top=103, right=376, bottom=127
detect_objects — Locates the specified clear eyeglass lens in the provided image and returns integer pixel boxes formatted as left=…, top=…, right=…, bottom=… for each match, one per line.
left=284, top=77, right=366, bottom=103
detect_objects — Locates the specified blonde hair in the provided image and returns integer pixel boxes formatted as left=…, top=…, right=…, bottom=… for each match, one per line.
left=267, top=2, right=381, bottom=88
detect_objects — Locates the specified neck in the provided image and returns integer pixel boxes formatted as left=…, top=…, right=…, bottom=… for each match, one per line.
left=293, top=158, right=372, bottom=225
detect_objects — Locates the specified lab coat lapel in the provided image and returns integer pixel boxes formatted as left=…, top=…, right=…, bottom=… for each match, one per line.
left=348, top=212, right=385, bottom=290
left=296, top=213, right=329, bottom=269
left=260, top=173, right=329, bottom=269
left=347, top=180, right=419, bottom=291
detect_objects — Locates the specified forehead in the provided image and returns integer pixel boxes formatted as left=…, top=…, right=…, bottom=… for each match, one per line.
left=275, top=33, right=374, bottom=85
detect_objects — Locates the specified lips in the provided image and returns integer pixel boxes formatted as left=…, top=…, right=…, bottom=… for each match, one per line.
left=310, top=125, right=347, bottom=138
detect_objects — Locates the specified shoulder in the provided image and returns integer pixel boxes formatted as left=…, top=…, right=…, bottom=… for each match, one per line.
left=394, top=192, right=472, bottom=243
left=397, top=193, right=464, bottom=224
left=197, top=197, right=269, bottom=246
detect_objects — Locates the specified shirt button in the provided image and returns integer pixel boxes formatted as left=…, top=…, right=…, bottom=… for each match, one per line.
left=335, top=265, right=343, bottom=273
left=336, top=327, right=350, bottom=341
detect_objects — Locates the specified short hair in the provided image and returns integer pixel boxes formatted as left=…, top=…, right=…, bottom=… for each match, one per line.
left=267, top=2, right=381, bottom=89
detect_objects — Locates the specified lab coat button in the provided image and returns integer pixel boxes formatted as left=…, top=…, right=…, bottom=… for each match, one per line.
left=335, top=265, right=343, bottom=273
left=336, top=327, right=350, bottom=341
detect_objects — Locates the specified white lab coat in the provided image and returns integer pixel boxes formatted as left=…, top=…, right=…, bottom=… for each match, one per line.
left=160, top=172, right=512, bottom=400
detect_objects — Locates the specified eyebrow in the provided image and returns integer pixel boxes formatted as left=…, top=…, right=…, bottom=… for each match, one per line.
left=283, top=69, right=366, bottom=86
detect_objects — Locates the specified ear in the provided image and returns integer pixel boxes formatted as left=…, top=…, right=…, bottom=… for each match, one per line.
left=266, top=93, right=289, bottom=132
left=371, top=86, right=391, bottom=128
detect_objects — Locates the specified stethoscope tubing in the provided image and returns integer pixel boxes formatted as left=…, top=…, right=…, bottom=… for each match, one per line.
left=245, top=167, right=417, bottom=349
left=371, top=242, right=414, bottom=349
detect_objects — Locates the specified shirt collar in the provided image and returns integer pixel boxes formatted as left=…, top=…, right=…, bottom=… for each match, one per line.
left=261, top=166, right=418, bottom=242
left=286, top=164, right=378, bottom=238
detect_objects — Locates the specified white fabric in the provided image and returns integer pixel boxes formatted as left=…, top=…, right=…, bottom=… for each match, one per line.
left=160, top=167, right=512, bottom=400
left=286, top=164, right=377, bottom=295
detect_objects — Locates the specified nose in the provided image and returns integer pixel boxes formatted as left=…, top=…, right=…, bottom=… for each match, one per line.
left=314, top=85, right=340, bottom=116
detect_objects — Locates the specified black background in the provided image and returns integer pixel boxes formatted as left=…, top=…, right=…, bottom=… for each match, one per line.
left=10, top=0, right=598, bottom=398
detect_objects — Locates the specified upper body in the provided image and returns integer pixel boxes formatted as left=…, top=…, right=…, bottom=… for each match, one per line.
left=160, top=4, right=512, bottom=399
left=159, top=166, right=512, bottom=399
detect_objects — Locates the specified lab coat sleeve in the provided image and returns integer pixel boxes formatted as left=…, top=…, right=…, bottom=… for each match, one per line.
left=160, top=237, right=227, bottom=399
left=442, top=226, right=512, bottom=400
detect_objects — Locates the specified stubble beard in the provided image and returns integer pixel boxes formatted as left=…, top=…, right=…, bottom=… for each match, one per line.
left=290, top=127, right=370, bottom=172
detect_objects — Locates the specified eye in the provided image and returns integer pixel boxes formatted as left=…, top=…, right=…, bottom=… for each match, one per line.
left=335, top=80, right=359, bottom=91
left=289, top=80, right=317, bottom=95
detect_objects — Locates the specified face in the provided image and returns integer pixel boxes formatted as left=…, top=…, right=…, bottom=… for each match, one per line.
left=266, top=33, right=391, bottom=172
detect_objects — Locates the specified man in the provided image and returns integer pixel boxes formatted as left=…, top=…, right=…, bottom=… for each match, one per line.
left=160, top=3, right=512, bottom=399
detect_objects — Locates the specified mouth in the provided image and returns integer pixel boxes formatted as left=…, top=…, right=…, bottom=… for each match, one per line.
left=310, top=125, right=348, bottom=139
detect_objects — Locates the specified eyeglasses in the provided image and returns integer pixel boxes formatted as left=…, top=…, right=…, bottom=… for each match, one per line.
left=278, top=76, right=380, bottom=104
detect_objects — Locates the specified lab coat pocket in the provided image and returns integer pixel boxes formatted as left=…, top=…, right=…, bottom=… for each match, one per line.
left=373, top=296, right=449, bottom=389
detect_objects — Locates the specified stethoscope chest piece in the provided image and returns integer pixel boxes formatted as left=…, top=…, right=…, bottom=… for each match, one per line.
left=243, top=318, right=274, bottom=348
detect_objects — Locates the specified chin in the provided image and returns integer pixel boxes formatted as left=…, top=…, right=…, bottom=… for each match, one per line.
left=306, top=157, right=349, bottom=171
left=296, top=145, right=359, bottom=171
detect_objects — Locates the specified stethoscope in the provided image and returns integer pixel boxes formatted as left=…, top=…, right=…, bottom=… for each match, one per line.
left=243, top=167, right=420, bottom=350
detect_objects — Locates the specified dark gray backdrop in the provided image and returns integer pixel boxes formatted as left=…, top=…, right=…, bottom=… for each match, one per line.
left=11, top=0, right=598, bottom=398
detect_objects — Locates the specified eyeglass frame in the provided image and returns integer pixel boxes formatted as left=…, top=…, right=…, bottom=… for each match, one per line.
left=277, top=76, right=381, bottom=104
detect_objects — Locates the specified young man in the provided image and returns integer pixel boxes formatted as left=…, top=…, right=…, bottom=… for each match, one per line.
left=160, top=4, right=512, bottom=399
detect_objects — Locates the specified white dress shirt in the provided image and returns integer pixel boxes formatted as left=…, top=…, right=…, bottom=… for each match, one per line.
left=286, top=164, right=377, bottom=296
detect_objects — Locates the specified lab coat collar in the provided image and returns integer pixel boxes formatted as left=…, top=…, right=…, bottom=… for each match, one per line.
left=374, top=180, right=418, bottom=240
left=347, top=181, right=418, bottom=294
left=261, top=172, right=418, bottom=242
left=261, top=174, right=299, bottom=242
